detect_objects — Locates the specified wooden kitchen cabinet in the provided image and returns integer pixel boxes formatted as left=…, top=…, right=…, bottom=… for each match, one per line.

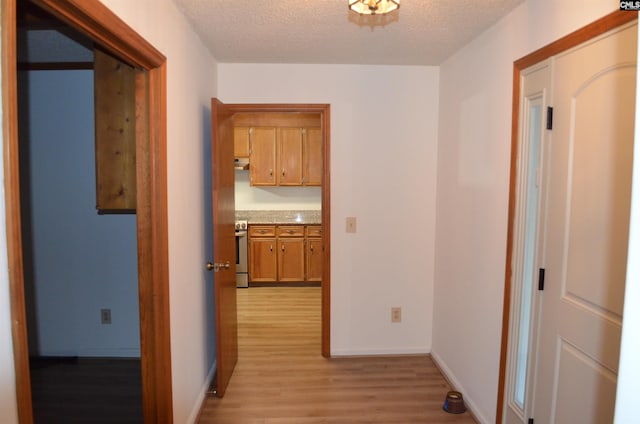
left=303, top=127, right=322, bottom=186
left=278, top=128, right=303, bottom=185
left=306, top=225, right=323, bottom=282
left=276, top=225, right=305, bottom=281
left=233, top=126, right=250, bottom=158
left=244, top=124, right=322, bottom=187
left=248, top=225, right=277, bottom=282
left=249, top=127, right=277, bottom=185
left=277, top=238, right=305, bottom=281
left=249, top=224, right=321, bottom=283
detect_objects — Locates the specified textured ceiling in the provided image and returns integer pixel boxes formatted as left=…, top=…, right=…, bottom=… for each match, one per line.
left=173, top=0, right=525, bottom=66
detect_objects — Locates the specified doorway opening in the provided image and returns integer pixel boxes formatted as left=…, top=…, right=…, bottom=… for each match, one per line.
left=16, top=2, right=142, bottom=421
left=3, top=0, right=172, bottom=421
left=224, top=104, right=330, bottom=358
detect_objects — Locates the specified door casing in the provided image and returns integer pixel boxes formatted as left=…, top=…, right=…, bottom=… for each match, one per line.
left=2, top=0, right=172, bottom=422
left=496, top=9, right=638, bottom=424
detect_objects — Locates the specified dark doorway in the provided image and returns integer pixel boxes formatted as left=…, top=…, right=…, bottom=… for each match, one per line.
left=17, top=2, right=142, bottom=421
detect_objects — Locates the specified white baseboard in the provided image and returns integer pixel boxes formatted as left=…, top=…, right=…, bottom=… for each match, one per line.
left=186, top=360, right=216, bottom=424
left=430, top=350, right=490, bottom=424
left=331, top=346, right=430, bottom=356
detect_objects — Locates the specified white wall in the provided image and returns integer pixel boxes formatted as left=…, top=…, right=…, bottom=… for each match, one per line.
left=20, top=70, right=140, bottom=357
left=235, top=170, right=321, bottom=211
left=220, top=64, right=439, bottom=355
left=96, top=1, right=218, bottom=422
left=433, top=1, right=623, bottom=422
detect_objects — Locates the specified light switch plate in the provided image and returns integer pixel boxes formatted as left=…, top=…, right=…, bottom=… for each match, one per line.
left=346, top=217, right=356, bottom=233
left=391, top=307, right=402, bottom=323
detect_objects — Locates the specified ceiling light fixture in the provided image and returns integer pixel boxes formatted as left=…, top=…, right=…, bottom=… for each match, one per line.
left=348, top=0, right=400, bottom=15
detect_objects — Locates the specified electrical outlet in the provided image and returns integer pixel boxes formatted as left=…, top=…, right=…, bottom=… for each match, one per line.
left=101, top=308, right=112, bottom=325
left=346, top=217, right=357, bottom=233
left=391, top=307, right=401, bottom=323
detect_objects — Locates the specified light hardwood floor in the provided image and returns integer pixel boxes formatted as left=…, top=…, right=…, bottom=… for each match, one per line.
left=198, top=287, right=476, bottom=423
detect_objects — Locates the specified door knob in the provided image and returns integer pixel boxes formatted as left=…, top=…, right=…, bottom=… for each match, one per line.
left=206, top=261, right=230, bottom=272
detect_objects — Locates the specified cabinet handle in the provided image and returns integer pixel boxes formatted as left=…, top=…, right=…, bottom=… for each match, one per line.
left=282, top=168, right=286, bottom=177
left=269, top=169, right=273, bottom=177
left=281, top=244, right=285, bottom=254
left=270, top=244, right=273, bottom=252
left=310, top=245, right=314, bottom=254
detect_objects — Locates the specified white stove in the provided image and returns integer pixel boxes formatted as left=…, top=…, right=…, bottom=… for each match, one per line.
left=235, top=220, right=249, bottom=288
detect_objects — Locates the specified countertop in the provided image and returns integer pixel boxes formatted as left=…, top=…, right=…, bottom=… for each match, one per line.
left=236, top=210, right=322, bottom=225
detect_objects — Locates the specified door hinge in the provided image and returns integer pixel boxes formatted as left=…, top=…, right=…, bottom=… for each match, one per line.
left=546, top=106, right=553, bottom=130
left=538, top=268, right=545, bottom=291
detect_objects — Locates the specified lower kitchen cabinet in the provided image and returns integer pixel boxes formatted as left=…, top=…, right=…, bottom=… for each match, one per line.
left=306, top=238, right=323, bottom=282
left=248, top=237, right=277, bottom=282
left=248, top=224, right=322, bottom=283
left=277, top=238, right=305, bottom=281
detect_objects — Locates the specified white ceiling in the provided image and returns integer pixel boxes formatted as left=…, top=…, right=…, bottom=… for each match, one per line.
left=173, top=0, right=525, bottom=66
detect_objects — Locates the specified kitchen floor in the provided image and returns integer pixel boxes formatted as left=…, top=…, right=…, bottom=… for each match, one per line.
left=198, top=286, right=477, bottom=423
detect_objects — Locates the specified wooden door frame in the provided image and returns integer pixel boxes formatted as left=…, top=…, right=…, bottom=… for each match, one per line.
left=2, top=0, right=172, bottom=422
left=495, top=10, right=637, bottom=424
left=223, top=103, right=331, bottom=357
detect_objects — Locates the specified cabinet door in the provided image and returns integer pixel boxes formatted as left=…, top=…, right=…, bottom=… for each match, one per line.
left=303, top=127, right=322, bottom=186
left=278, top=128, right=303, bottom=185
left=277, top=238, right=305, bottom=282
left=249, top=238, right=277, bottom=282
left=306, top=238, right=323, bottom=282
left=233, top=127, right=250, bottom=158
left=250, top=127, right=277, bottom=186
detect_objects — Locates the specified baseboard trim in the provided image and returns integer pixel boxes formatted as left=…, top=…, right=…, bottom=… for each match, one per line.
left=188, top=360, right=216, bottom=424
left=430, top=350, right=488, bottom=424
left=331, top=346, right=430, bottom=357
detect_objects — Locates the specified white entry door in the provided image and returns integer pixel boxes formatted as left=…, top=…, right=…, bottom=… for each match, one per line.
left=533, top=22, right=637, bottom=423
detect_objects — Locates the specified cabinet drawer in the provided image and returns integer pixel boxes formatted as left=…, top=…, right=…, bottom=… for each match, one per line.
left=249, top=225, right=276, bottom=237
left=306, top=225, right=322, bottom=238
left=276, top=225, right=305, bottom=237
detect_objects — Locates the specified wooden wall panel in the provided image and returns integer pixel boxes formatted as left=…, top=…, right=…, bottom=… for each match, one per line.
left=94, top=48, right=136, bottom=213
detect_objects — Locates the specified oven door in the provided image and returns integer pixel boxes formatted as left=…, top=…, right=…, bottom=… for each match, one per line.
left=235, top=231, right=249, bottom=288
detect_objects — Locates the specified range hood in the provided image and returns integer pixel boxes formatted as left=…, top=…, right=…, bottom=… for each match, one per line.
left=234, top=158, right=250, bottom=170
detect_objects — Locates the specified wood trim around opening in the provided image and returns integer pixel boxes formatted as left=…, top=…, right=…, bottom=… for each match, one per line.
left=224, top=103, right=331, bottom=357
left=4, top=0, right=172, bottom=422
left=2, top=0, right=34, bottom=421
left=496, top=10, right=637, bottom=424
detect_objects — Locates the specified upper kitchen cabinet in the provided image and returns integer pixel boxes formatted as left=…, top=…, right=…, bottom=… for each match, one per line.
left=278, top=128, right=303, bottom=185
left=249, top=127, right=277, bottom=186
left=303, top=127, right=322, bottom=186
left=234, top=127, right=251, bottom=158
left=234, top=112, right=322, bottom=187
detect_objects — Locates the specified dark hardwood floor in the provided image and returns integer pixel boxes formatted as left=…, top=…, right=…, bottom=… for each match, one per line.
left=30, top=357, right=142, bottom=423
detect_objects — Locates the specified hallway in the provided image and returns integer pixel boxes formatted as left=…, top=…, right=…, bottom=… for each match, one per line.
left=198, top=287, right=476, bottom=423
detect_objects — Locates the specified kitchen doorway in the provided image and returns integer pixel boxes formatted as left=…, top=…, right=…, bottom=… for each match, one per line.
left=210, top=103, right=331, bottom=396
